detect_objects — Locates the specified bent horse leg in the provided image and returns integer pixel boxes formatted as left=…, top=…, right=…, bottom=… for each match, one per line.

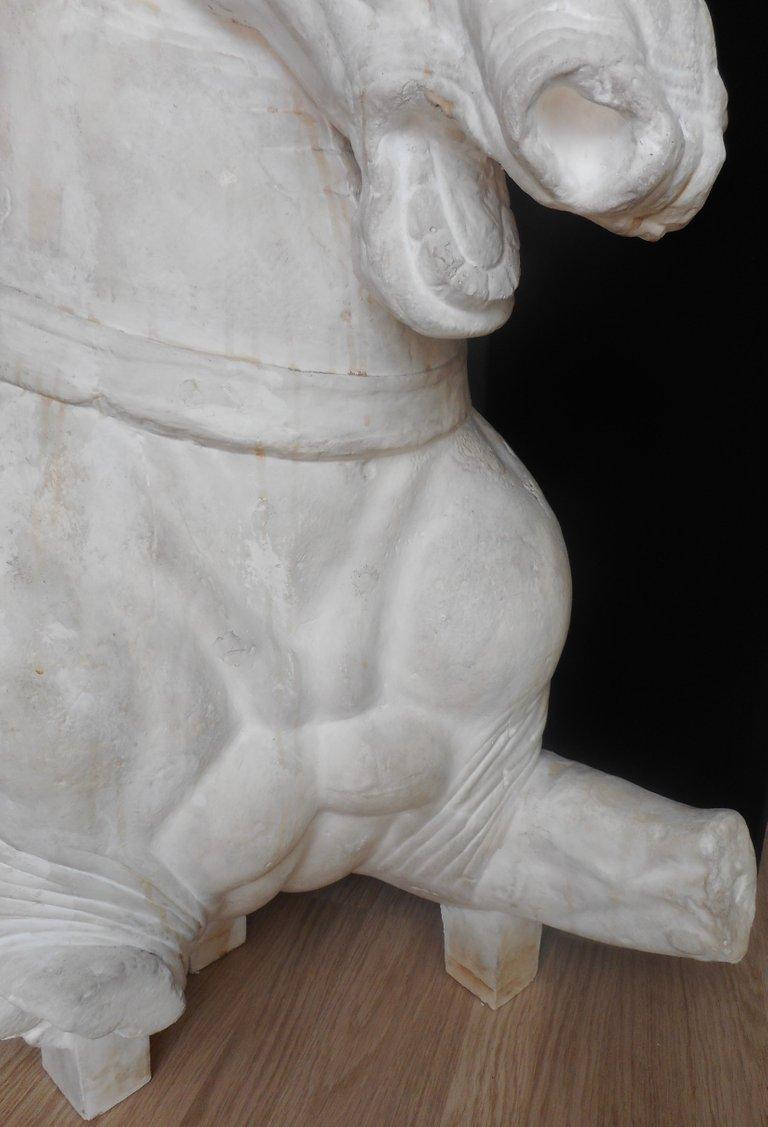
left=476, top=751, right=756, bottom=964
left=0, top=840, right=206, bottom=1118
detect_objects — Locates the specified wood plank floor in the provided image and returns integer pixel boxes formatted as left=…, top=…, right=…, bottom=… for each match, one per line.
left=1, top=857, right=766, bottom=1126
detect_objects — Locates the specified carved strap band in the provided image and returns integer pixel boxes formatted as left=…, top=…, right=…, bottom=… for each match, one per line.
left=0, top=286, right=470, bottom=458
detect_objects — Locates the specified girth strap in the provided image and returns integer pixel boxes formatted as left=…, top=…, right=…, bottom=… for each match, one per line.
left=0, top=285, right=470, bottom=458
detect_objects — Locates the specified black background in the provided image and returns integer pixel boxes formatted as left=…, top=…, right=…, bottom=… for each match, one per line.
left=470, top=0, right=766, bottom=851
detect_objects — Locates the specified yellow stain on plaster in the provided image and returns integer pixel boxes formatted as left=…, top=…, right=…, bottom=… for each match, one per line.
left=425, top=90, right=455, bottom=118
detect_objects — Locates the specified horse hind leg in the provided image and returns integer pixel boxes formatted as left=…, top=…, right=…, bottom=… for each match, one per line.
left=1, top=946, right=184, bottom=1041
left=0, top=842, right=204, bottom=1119
left=0, top=946, right=180, bottom=1121
left=31, top=914, right=248, bottom=1119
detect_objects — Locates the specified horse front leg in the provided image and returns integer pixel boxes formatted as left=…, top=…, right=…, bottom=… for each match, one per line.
left=474, top=750, right=756, bottom=965
left=362, top=739, right=755, bottom=1007
left=425, top=751, right=751, bottom=1008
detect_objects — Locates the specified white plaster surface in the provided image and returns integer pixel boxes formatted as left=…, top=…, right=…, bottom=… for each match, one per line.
left=0, top=0, right=756, bottom=1118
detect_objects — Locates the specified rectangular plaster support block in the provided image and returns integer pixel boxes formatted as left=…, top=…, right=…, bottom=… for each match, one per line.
left=41, top=1032, right=151, bottom=1121
left=441, top=905, right=542, bottom=1009
left=189, top=915, right=247, bottom=973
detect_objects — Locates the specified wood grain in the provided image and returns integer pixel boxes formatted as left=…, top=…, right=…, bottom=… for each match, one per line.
left=1, top=858, right=766, bottom=1126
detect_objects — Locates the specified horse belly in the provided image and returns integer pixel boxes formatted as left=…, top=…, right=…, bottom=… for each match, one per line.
left=0, top=388, right=247, bottom=857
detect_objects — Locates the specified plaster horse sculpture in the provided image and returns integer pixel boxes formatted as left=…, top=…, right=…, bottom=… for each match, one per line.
left=0, top=0, right=757, bottom=1118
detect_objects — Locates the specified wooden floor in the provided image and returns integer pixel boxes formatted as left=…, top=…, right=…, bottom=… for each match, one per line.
left=1, top=859, right=766, bottom=1126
